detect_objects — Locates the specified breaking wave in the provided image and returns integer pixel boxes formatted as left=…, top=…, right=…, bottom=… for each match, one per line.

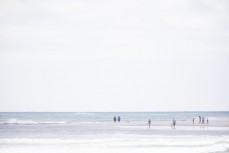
left=0, top=118, right=67, bottom=125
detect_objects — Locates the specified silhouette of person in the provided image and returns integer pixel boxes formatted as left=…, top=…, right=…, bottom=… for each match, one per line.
left=148, top=119, right=151, bottom=128
left=172, top=119, right=176, bottom=128
left=113, top=116, right=116, bottom=122
left=202, top=117, right=205, bottom=124
left=192, top=118, right=194, bottom=124
left=117, top=116, right=121, bottom=122
left=199, top=116, right=201, bottom=124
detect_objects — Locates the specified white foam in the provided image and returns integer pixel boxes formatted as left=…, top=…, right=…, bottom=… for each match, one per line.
left=1, top=135, right=229, bottom=148
left=1, top=138, right=229, bottom=153
left=0, top=118, right=67, bottom=125
left=1, top=134, right=229, bottom=153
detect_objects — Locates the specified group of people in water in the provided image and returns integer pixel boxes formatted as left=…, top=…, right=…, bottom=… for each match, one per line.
left=192, top=116, right=209, bottom=124
left=147, top=119, right=177, bottom=129
left=113, top=116, right=121, bottom=123
left=114, top=116, right=209, bottom=128
left=147, top=117, right=209, bottom=129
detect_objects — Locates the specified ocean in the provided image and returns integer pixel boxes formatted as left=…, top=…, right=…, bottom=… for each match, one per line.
left=0, top=112, right=229, bottom=153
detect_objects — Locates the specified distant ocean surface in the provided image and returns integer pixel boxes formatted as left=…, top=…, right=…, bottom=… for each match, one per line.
left=1, top=112, right=229, bottom=124
left=0, top=112, right=229, bottom=153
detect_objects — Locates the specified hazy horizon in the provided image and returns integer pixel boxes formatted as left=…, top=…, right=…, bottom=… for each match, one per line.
left=1, top=111, right=229, bottom=113
left=0, top=0, right=229, bottom=112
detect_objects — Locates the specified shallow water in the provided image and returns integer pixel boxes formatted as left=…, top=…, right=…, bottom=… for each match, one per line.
left=1, top=112, right=229, bottom=124
left=0, top=112, right=229, bottom=153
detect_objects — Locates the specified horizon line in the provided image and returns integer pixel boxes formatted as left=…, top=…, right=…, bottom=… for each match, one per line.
left=1, top=110, right=229, bottom=113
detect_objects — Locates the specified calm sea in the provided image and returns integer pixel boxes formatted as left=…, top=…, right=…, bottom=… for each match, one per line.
left=0, top=112, right=229, bottom=153
left=1, top=111, right=229, bottom=124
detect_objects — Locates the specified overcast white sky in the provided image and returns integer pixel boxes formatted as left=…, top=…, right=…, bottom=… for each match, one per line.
left=0, top=0, right=229, bottom=112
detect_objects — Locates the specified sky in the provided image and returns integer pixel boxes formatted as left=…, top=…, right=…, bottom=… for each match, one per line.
left=0, top=0, right=229, bottom=112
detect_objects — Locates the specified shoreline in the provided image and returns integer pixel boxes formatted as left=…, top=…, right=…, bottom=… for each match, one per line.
left=115, top=120, right=229, bottom=127
left=1, top=119, right=229, bottom=127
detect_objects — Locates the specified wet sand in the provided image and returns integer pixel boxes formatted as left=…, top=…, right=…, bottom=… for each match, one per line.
left=113, top=119, right=229, bottom=127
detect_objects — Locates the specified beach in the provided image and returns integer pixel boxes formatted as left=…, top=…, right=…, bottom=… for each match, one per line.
left=1, top=0, right=229, bottom=152
left=117, top=119, right=229, bottom=127
left=0, top=112, right=229, bottom=153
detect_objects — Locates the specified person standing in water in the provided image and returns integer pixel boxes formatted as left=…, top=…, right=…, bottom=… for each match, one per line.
left=113, top=116, right=116, bottom=123
left=148, top=119, right=151, bottom=128
left=192, top=118, right=195, bottom=124
left=172, top=119, right=176, bottom=128
left=199, top=116, right=201, bottom=124
left=117, top=116, right=121, bottom=122
left=202, top=117, right=205, bottom=124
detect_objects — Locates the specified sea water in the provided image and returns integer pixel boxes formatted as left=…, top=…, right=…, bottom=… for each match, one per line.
left=0, top=112, right=229, bottom=153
